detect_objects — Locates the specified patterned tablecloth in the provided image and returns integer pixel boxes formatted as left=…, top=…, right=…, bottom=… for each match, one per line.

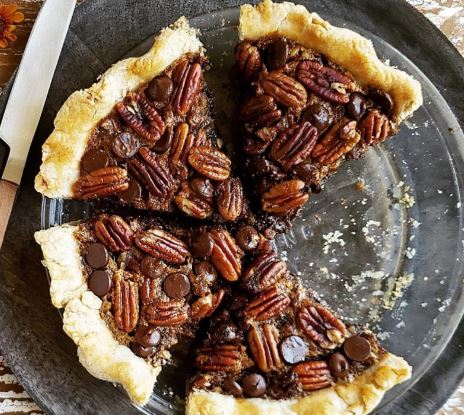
left=0, top=0, right=463, bottom=414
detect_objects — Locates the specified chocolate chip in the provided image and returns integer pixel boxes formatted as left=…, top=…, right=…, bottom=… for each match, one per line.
left=111, top=132, right=140, bottom=159
left=81, top=148, right=109, bottom=173
left=194, top=261, right=217, bottom=284
left=236, top=225, right=259, bottom=251
left=208, top=322, right=238, bottom=344
left=85, top=243, right=109, bottom=269
left=267, top=38, right=289, bottom=70
left=242, top=373, right=266, bottom=397
left=190, top=178, right=213, bottom=199
left=302, top=104, right=333, bottom=133
left=141, top=256, right=166, bottom=279
left=147, top=75, right=174, bottom=103
left=134, top=325, right=161, bottom=348
left=88, top=269, right=112, bottom=297
left=368, top=88, right=393, bottom=116
left=131, top=342, right=156, bottom=358
left=279, top=335, right=308, bottom=364
left=153, top=127, right=173, bottom=153
left=343, top=335, right=372, bottom=361
left=163, top=272, right=191, bottom=299
left=346, top=92, right=367, bottom=121
left=191, top=232, right=214, bottom=259
left=119, top=179, right=142, bottom=203
left=328, top=352, right=350, bottom=379
left=223, top=376, right=243, bottom=397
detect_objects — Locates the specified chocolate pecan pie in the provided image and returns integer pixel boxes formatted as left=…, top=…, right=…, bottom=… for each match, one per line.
left=34, top=18, right=247, bottom=223
left=34, top=1, right=422, bottom=414
left=234, top=1, right=422, bottom=229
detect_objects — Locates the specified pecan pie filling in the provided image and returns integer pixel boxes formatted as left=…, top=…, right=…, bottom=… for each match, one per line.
left=76, top=215, right=281, bottom=366
left=77, top=213, right=385, bottom=401
left=235, top=37, right=398, bottom=226
left=73, top=54, right=247, bottom=223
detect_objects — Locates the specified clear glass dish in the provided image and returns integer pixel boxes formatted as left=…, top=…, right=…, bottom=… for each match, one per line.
left=41, top=7, right=464, bottom=414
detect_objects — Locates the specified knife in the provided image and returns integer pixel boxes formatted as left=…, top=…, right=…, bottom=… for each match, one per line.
left=0, top=0, right=76, bottom=246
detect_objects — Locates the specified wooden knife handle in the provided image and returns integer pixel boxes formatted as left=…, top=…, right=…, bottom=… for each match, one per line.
left=0, top=180, right=18, bottom=247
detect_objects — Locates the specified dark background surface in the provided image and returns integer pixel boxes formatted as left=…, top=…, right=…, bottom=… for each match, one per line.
left=0, top=0, right=463, bottom=414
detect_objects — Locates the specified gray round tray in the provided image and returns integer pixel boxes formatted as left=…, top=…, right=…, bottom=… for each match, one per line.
left=1, top=1, right=464, bottom=414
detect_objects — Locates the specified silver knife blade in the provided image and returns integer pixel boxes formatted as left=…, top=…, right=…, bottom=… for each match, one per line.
left=0, top=0, right=76, bottom=184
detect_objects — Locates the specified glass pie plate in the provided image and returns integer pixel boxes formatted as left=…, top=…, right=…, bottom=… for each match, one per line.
left=40, top=7, right=464, bottom=415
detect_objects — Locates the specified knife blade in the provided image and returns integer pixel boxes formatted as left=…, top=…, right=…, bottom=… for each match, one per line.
left=0, top=0, right=76, bottom=245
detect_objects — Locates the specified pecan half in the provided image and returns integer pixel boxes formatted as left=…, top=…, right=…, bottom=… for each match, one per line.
left=242, top=253, right=287, bottom=294
left=74, top=167, right=129, bottom=199
left=209, top=228, right=243, bottom=282
left=135, top=228, right=190, bottom=264
left=175, top=181, right=213, bottom=219
left=140, top=277, right=156, bottom=305
left=171, top=60, right=202, bottom=115
left=240, top=95, right=282, bottom=129
left=248, top=324, right=282, bottom=372
left=170, top=122, right=194, bottom=179
left=358, top=110, right=392, bottom=145
left=195, top=344, right=246, bottom=373
left=235, top=41, right=262, bottom=82
left=244, top=287, right=291, bottom=321
left=261, top=72, right=307, bottom=110
left=127, top=147, right=174, bottom=197
left=292, top=360, right=332, bottom=391
left=190, top=289, right=225, bottom=320
left=95, top=215, right=133, bottom=252
left=145, top=300, right=188, bottom=326
left=262, top=179, right=309, bottom=216
left=311, top=119, right=360, bottom=165
left=297, top=60, right=352, bottom=104
left=270, top=121, right=318, bottom=171
left=116, top=92, right=165, bottom=145
left=113, top=272, right=139, bottom=332
left=188, top=146, right=231, bottom=181
left=216, top=178, right=244, bottom=222
left=297, top=302, right=348, bottom=349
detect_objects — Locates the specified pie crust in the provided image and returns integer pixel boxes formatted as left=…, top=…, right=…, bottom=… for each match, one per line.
left=186, top=352, right=411, bottom=415
left=239, top=0, right=423, bottom=123
left=34, top=224, right=87, bottom=308
left=34, top=17, right=203, bottom=199
left=34, top=225, right=160, bottom=405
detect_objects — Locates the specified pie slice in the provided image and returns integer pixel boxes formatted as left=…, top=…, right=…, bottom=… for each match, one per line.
left=186, top=276, right=411, bottom=415
left=34, top=18, right=247, bottom=223
left=35, top=214, right=410, bottom=410
left=234, top=0, right=422, bottom=229
left=34, top=213, right=284, bottom=405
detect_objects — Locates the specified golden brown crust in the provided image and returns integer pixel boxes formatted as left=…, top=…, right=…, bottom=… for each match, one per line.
left=34, top=17, right=203, bottom=198
left=63, top=292, right=160, bottom=406
left=239, top=0, right=422, bottom=122
left=34, top=225, right=87, bottom=308
left=186, top=353, right=411, bottom=415
left=34, top=226, right=160, bottom=405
